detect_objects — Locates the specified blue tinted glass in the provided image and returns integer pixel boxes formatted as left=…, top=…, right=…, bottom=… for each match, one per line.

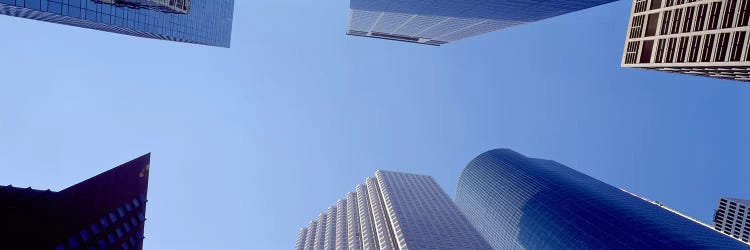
left=0, top=0, right=233, bottom=47
left=456, top=149, right=750, bottom=249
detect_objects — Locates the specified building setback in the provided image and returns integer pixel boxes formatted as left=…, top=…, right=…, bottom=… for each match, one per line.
left=0, top=0, right=234, bottom=47
left=622, top=0, right=750, bottom=81
left=714, top=197, right=750, bottom=244
left=295, top=170, right=491, bottom=250
left=456, top=149, right=750, bottom=249
left=0, top=154, right=151, bottom=250
left=347, top=0, right=617, bottom=45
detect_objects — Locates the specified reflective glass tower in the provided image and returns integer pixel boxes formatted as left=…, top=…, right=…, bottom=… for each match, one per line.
left=0, top=0, right=234, bottom=47
left=296, top=170, right=491, bottom=250
left=456, top=149, right=750, bottom=249
left=347, top=0, right=617, bottom=45
left=0, top=154, right=151, bottom=250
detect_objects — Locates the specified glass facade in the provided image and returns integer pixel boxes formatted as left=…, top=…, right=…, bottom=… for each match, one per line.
left=297, top=170, right=491, bottom=250
left=456, top=149, right=750, bottom=249
left=347, top=0, right=616, bottom=45
left=0, top=0, right=233, bottom=47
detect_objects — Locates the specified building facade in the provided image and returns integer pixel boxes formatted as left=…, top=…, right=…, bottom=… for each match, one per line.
left=0, top=0, right=234, bottom=47
left=347, top=0, right=616, bottom=45
left=714, top=197, right=750, bottom=244
left=455, top=149, right=750, bottom=249
left=622, top=0, right=750, bottom=81
left=295, top=170, right=490, bottom=250
left=0, top=154, right=151, bottom=250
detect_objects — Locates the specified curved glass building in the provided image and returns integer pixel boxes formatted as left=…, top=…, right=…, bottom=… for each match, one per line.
left=456, top=149, right=750, bottom=249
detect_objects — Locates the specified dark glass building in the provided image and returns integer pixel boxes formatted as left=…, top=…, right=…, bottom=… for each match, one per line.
left=456, top=149, right=750, bottom=249
left=0, top=154, right=151, bottom=250
left=0, top=0, right=233, bottom=47
left=347, top=0, right=616, bottom=45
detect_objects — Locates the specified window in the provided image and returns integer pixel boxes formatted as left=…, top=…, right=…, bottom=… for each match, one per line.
left=708, top=2, right=723, bottom=30
left=677, top=37, right=689, bottom=62
left=666, top=38, right=678, bottom=62
left=661, top=11, right=673, bottom=35
left=696, top=4, right=709, bottom=31
left=740, top=0, right=750, bottom=26
left=724, top=0, right=738, bottom=28
left=80, top=229, right=91, bottom=242
left=684, top=7, right=695, bottom=32
left=100, top=217, right=110, bottom=228
left=68, top=237, right=79, bottom=249
left=91, top=223, right=101, bottom=235
left=731, top=31, right=747, bottom=61
left=672, top=9, right=683, bottom=34
left=651, top=0, right=662, bottom=10
left=646, top=13, right=659, bottom=36
left=702, top=34, right=716, bottom=61
left=641, top=40, right=655, bottom=63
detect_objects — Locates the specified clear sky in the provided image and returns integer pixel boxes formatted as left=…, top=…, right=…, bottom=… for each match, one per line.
left=1, top=0, right=749, bottom=249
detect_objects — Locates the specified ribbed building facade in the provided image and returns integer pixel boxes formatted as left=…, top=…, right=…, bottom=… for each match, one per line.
left=456, top=149, right=750, bottom=249
left=622, top=0, right=750, bottom=81
left=714, top=197, right=750, bottom=244
left=347, top=0, right=616, bottom=45
left=296, top=170, right=490, bottom=250
left=0, top=0, right=234, bottom=47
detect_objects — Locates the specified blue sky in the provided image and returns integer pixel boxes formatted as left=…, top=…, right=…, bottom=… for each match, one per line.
left=1, top=0, right=749, bottom=249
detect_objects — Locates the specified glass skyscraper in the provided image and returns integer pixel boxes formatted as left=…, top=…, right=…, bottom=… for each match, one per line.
left=0, top=0, right=234, bottom=47
left=0, top=154, right=151, bottom=250
left=347, top=0, right=617, bottom=45
left=456, top=149, right=750, bottom=249
left=296, top=170, right=490, bottom=250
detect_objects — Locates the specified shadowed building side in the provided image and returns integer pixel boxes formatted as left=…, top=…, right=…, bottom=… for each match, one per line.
left=0, top=154, right=151, bottom=250
left=456, top=149, right=750, bottom=249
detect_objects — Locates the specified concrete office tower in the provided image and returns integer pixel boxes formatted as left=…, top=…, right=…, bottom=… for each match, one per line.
left=347, top=0, right=616, bottom=45
left=714, top=198, right=750, bottom=244
left=0, top=0, right=234, bottom=47
left=622, top=0, right=750, bottom=81
left=456, top=149, right=750, bottom=249
left=295, top=170, right=490, bottom=250
left=0, top=154, right=151, bottom=250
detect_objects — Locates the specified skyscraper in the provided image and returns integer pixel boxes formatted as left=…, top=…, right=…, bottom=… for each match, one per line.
left=347, top=0, right=616, bottom=45
left=455, top=149, right=750, bottom=249
left=295, top=170, right=491, bottom=250
left=714, top=197, right=750, bottom=244
left=0, top=154, right=151, bottom=250
left=0, top=0, right=234, bottom=47
left=622, top=0, right=750, bottom=81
